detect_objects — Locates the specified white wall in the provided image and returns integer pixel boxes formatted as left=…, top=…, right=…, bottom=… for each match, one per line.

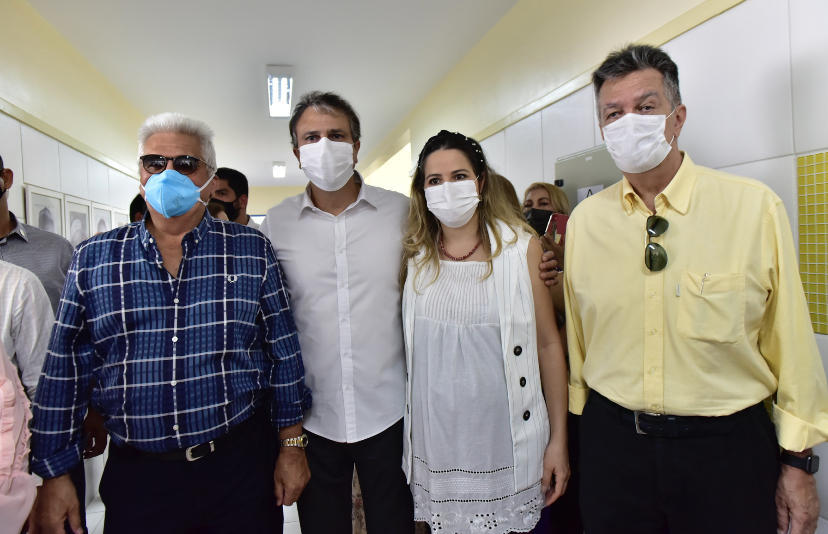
left=2, top=112, right=135, bottom=227
left=482, top=0, right=828, bottom=518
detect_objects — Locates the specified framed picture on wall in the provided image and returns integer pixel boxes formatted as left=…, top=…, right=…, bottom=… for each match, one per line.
left=92, top=203, right=112, bottom=235
left=111, top=208, right=129, bottom=228
left=25, top=185, right=64, bottom=237
left=64, top=195, right=92, bottom=247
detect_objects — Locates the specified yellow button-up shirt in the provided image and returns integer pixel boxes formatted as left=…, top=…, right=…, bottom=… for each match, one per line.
left=564, top=153, right=828, bottom=451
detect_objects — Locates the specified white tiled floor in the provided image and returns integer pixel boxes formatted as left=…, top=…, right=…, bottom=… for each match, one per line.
left=84, top=495, right=301, bottom=534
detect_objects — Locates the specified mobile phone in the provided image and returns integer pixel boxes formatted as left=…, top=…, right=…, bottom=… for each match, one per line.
left=547, top=214, right=569, bottom=247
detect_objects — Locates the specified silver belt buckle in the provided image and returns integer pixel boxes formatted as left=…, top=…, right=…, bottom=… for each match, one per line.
left=634, top=411, right=663, bottom=435
left=185, top=440, right=215, bottom=461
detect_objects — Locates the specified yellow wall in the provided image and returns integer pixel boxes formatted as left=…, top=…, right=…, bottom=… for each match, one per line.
left=364, top=143, right=412, bottom=196
left=0, top=0, right=144, bottom=176
left=360, top=0, right=744, bottom=179
left=247, top=186, right=307, bottom=215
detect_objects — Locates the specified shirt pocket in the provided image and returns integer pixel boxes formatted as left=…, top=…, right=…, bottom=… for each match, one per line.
left=677, top=271, right=745, bottom=344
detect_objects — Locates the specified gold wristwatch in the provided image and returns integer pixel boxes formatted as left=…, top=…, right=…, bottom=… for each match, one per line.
left=280, top=434, right=309, bottom=449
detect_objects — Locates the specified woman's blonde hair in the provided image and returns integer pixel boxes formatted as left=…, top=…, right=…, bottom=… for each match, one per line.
left=401, top=131, right=534, bottom=289
left=524, top=182, right=570, bottom=215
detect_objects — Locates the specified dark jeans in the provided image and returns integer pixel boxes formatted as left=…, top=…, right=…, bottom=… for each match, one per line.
left=297, top=418, right=414, bottom=534
left=579, top=392, right=780, bottom=534
left=99, top=409, right=282, bottom=534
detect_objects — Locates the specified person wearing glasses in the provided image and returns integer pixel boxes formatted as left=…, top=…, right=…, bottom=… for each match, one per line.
left=564, top=44, right=828, bottom=534
left=29, top=112, right=311, bottom=534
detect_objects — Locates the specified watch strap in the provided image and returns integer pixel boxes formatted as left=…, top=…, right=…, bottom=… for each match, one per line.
left=780, top=452, right=819, bottom=474
left=280, top=434, right=308, bottom=449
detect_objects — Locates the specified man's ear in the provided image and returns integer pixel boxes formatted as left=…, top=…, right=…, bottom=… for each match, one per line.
left=1, top=168, right=14, bottom=190
left=238, top=194, right=249, bottom=210
left=293, top=148, right=302, bottom=169
left=672, top=104, right=688, bottom=139
left=353, top=140, right=361, bottom=166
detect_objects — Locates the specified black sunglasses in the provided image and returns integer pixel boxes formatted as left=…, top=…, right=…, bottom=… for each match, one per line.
left=645, top=215, right=669, bottom=272
left=139, top=154, right=211, bottom=176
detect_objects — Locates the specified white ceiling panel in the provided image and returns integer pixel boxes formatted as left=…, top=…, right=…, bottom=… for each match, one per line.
left=25, top=0, right=519, bottom=187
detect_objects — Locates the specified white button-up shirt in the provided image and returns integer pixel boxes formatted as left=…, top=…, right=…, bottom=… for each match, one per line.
left=0, top=259, right=54, bottom=397
left=262, top=177, right=409, bottom=442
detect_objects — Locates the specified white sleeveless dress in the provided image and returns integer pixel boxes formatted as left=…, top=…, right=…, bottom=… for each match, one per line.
left=410, top=261, right=545, bottom=534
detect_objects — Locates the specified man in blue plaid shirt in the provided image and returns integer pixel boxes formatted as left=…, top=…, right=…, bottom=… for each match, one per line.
left=29, top=113, right=311, bottom=534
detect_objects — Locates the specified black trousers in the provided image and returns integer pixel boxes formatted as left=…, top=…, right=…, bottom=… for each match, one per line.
left=99, top=409, right=283, bottom=534
left=546, top=412, right=583, bottom=534
left=579, top=393, right=780, bottom=534
left=297, top=418, right=414, bottom=534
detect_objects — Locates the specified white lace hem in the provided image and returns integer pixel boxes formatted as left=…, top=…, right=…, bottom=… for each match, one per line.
left=412, top=481, right=545, bottom=534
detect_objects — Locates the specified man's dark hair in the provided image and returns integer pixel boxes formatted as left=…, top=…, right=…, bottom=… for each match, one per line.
left=214, top=168, right=249, bottom=198
left=129, top=194, right=146, bottom=221
left=289, top=91, right=361, bottom=149
left=592, top=44, right=682, bottom=114
left=0, top=154, right=4, bottom=170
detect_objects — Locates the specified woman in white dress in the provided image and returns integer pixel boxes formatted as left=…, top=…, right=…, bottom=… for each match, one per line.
left=401, top=131, right=570, bottom=534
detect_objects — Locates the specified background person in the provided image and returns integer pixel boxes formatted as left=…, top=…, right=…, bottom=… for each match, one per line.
left=129, top=193, right=147, bottom=222
left=212, top=167, right=258, bottom=228
left=521, top=183, right=581, bottom=534
left=566, top=44, right=828, bottom=534
left=401, top=130, right=570, bottom=534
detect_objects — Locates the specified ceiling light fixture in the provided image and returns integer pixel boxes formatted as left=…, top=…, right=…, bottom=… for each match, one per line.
left=266, top=66, right=293, bottom=118
left=272, top=162, right=286, bottom=179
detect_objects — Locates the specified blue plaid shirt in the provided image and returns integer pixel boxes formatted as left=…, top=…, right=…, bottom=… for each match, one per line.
left=31, top=212, right=311, bottom=478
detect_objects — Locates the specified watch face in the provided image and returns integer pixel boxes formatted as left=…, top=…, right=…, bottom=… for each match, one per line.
left=301, top=434, right=309, bottom=448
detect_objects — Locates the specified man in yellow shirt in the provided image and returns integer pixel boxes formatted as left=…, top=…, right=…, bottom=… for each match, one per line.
left=564, top=44, right=828, bottom=534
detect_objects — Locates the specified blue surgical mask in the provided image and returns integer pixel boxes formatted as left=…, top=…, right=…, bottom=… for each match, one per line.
left=141, top=169, right=213, bottom=219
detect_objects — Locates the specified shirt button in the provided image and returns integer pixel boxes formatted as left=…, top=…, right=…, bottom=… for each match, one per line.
left=523, top=411, right=531, bottom=421
left=513, top=346, right=522, bottom=356
left=195, top=239, right=199, bottom=243
left=149, top=238, right=154, bottom=243
left=172, top=424, right=179, bottom=431
left=519, top=377, right=526, bottom=387
left=173, top=298, right=179, bottom=304
left=649, top=367, right=655, bottom=374
left=171, top=380, right=177, bottom=386
left=172, top=336, right=178, bottom=342
left=651, top=291, right=656, bottom=298
left=651, top=329, right=657, bottom=335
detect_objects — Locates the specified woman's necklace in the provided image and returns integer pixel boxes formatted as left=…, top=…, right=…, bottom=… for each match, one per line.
left=440, top=237, right=483, bottom=261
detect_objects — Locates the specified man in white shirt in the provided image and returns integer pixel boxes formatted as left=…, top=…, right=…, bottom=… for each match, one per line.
left=212, top=167, right=259, bottom=229
left=261, top=91, right=414, bottom=533
left=0, top=259, right=53, bottom=399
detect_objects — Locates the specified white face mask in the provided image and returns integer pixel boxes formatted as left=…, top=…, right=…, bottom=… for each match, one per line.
left=602, top=109, right=676, bottom=174
left=425, top=180, right=480, bottom=228
left=299, top=137, right=355, bottom=192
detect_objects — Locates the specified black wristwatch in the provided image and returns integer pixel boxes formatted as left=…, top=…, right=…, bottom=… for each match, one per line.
left=780, top=452, right=820, bottom=474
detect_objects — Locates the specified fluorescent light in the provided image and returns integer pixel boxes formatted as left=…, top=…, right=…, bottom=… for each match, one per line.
left=267, top=66, right=293, bottom=118
left=272, top=162, right=286, bottom=178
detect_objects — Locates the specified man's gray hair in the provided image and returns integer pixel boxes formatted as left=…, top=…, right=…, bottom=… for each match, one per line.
left=592, top=44, right=682, bottom=119
left=289, top=91, right=361, bottom=149
left=138, top=112, right=217, bottom=173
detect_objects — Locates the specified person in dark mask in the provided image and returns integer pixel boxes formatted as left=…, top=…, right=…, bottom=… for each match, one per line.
left=212, top=167, right=258, bottom=229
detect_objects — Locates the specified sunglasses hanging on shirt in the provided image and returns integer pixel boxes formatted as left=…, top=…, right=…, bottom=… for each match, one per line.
left=645, top=215, right=669, bottom=272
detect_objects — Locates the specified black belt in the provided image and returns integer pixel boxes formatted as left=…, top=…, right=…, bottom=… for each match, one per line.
left=119, top=410, right=259, bottom=462
left=590, top=392, right=766, bottom=438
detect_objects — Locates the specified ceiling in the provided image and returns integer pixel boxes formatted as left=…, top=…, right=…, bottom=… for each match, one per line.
left=25, top=0, right=519, bottom=186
